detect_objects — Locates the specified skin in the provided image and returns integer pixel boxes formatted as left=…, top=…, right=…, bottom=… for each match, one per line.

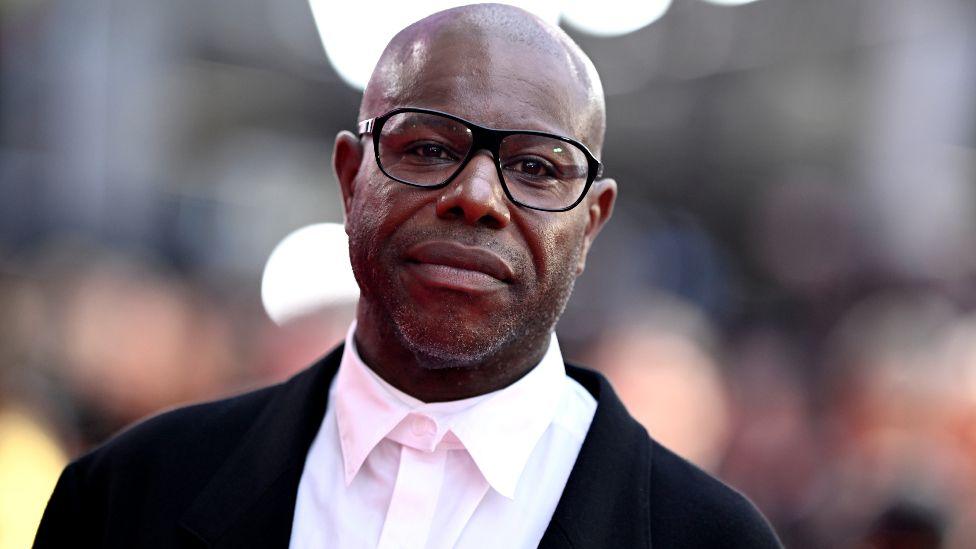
left=333, top=4, right=617, bottom=402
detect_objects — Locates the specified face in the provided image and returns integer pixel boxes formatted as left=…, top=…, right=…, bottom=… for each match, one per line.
left=337, top=29, right=615, bottom=367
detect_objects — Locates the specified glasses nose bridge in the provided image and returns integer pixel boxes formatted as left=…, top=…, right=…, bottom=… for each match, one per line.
left=454, top=146, right=504, bottom=191
left=447, top=124, right=505, bottom=188
left=465, top=124, right=504, bottom=164
left=438, top=126, right=507, bottom=208
left=434, top=124, right=511, bottom=227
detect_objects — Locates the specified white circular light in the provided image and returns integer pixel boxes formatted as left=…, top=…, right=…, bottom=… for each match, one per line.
left=701, top=0, right=762, bottom=5
left=561, top=0, right=673, bottom=37
left=309, top=0, right=562, bottom=90
left=261, top=223, right=359, bottom=325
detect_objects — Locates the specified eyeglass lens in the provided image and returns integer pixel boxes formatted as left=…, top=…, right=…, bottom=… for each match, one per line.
left=377, top=111, right=589, bottom=210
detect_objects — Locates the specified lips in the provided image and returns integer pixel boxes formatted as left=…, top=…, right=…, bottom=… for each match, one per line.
left=405, top=240, right=514, bottom=283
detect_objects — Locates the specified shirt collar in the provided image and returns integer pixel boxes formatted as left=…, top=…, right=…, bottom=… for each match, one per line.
left=334, top=321, right=567, bottom=499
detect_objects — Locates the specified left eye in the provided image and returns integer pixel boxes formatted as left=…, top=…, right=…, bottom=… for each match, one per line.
left=509, top=158, right=555, bottom=177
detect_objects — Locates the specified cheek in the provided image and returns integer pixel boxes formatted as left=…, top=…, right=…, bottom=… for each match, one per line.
left=346, top=173, right=432, bottom=265
left=348, top=176, right=402, bottom=243
left=345, top=190, right=390, bottom=286
left=523, top=212, right=588, bottom=283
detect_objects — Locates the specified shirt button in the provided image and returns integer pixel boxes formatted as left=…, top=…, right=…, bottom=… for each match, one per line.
left=411, top=415, right=436, bottom=436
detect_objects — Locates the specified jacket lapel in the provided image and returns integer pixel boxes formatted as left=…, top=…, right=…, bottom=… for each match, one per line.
left=178, top=346, right=344, bottom=548
left=538, top=365, right=653, bottom=549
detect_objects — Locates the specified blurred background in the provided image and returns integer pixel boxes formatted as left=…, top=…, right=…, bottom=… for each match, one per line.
left=2, top=0, right=975, bottom=547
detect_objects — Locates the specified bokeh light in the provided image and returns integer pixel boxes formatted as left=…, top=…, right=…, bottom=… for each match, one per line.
left=261, top=223, right=359, bottom=325
left=701, top=0, right=763, bottom=5
left=309, top=0, right=561, bottom=90
left=561, top=0, right=673, bottom=37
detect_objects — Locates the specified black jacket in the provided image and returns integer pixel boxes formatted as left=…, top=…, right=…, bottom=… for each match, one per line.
left=35, top=345, right=782, bottom=548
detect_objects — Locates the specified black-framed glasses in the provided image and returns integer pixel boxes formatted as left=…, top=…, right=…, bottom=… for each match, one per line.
left=357, top=107, right=604, bottom=212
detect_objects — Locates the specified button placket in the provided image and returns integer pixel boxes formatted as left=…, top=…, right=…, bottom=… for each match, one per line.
left=376, top=445, right=448, bottom=549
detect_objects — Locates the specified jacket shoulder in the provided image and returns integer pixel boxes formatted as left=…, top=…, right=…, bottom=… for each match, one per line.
left=34, top=381, right=289, bottom=548
left=558, top=364, right=781, bottom=548
left=648, top=439, right=782, bottom=548
left=82, top=381, right=282, bottom=473
left=68, top=381, right=287, bottom=515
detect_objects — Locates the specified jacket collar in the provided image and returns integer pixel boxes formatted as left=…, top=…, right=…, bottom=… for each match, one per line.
left=539, top=365, right=653, bottom=549
left=178, top=345, right=651, bottom=549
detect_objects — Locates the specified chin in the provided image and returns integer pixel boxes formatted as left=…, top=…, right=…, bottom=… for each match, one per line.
left=393, top=317, right=512, bottom=370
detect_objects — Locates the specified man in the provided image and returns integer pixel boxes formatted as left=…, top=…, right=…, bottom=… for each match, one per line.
left=35, top=4, right=781, bottom=548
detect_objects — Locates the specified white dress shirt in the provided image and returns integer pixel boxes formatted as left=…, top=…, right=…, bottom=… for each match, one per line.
left=289, top=322, right=596, bottom=549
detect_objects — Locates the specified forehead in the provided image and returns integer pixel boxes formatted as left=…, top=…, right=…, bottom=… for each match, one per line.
left=373, top=28, right=594, bottom=144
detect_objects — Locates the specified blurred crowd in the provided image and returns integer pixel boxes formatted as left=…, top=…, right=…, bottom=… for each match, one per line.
left=0, top=244, right=354, bottom=547
left=2, top=0, right=975, bottom=547
left=4, top=241, right=976, bottom=548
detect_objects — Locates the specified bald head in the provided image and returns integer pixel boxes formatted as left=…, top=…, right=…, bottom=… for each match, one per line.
left=360, top=3, right=607, bottom=155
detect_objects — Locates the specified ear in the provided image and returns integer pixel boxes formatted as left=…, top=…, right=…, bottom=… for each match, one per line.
left=576, top=178, right=617, bottom=275
left=333, top=130, right=364, bottom=223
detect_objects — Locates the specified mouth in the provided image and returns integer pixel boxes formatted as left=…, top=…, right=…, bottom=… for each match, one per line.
left=404, top=240, right=514, bottom=292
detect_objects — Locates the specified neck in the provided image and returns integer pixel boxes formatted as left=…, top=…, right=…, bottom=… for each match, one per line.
left=352, top=309, right=551, bottom=403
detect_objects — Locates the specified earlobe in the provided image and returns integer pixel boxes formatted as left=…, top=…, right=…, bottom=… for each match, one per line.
left=575, top=178, right=618, bottom=275
left=333, top=130, right=365, bottom=221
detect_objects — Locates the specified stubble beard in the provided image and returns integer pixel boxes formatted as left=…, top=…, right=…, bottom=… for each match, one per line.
left=356, top=236, right=584, bottom=371
left=392, top=273, right=577, bottom=370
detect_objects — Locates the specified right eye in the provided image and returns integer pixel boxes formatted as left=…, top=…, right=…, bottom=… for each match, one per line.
left=406, top=142, right=455, bottom=160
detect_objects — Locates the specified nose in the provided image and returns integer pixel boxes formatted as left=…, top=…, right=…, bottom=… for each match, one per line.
left=434, top=151, right=511, bottom=229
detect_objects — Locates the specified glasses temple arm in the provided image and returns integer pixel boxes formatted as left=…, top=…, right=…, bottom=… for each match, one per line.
left=357, top=118, right=375, bottom=136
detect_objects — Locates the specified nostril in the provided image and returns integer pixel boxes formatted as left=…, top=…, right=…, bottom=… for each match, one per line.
left=439, top=204, right=464, bottom=221
left=480, top=209, right=510, bottom=229
left=436, top=199, right=507, bottom=229
left=480, top=214, right=506, bottom=230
